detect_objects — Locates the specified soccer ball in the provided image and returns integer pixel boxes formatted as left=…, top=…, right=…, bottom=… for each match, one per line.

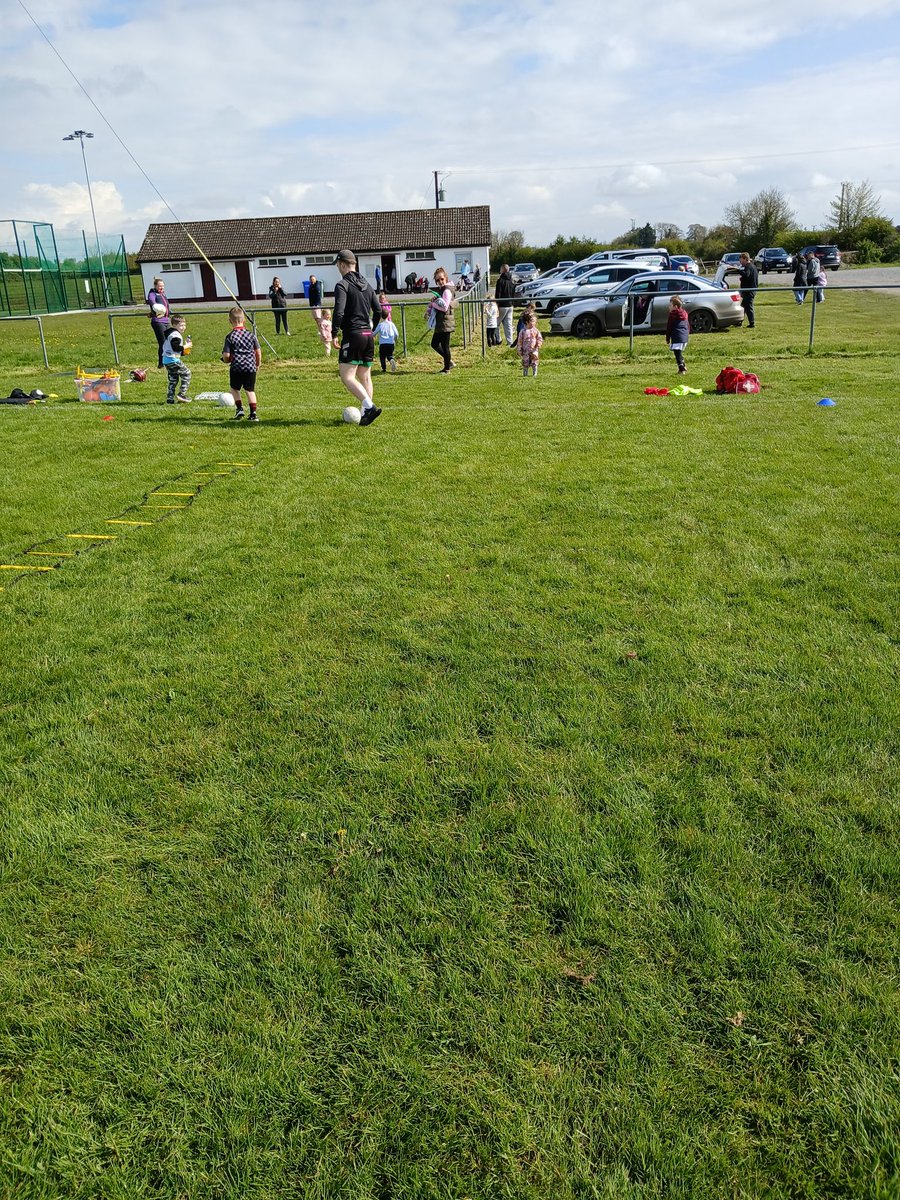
left=152, top=303, right=166, bottom=317
left=342, top=406, right=362, bottom=424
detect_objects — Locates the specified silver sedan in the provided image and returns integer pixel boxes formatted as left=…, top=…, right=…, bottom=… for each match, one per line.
left=550, top=272, right=745, bottom=338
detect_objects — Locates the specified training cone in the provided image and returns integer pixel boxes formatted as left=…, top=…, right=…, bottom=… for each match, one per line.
left=817, top=397, right=836, bottom=406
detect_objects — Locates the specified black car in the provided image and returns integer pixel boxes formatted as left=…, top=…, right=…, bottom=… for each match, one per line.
left=754, top=247, right=791, bottom=273
left=800, top=245, right=842, bottom=270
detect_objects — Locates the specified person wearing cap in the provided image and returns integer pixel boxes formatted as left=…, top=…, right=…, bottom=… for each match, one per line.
left=330, top=249, right=384, bottom=425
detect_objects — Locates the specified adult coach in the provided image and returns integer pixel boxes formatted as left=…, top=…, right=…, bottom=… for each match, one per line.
left=331, top=249, right=383, bottom=425
left=494, top=263, right=516, bottom=346
left=738, top=252, right=758, bottom=329
left=308, top=274, right=323, bottom=319
left=146, top=276, right=170, bottom=368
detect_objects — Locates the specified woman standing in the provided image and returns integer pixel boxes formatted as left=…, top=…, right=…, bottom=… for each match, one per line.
left=146, top=276, right=170, bottom=368
left=427, top=267, right=456, bottom=373
left=268, top=277, right=290, bottom=335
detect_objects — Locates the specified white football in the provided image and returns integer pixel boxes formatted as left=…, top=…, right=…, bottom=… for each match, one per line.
left=151, top=303, right=166, bottom=316
left=195, top=391, right=235, bottom=406
left=342, top=406, right=362, bottom=424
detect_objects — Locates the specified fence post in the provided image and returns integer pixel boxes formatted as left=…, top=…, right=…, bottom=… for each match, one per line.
left=480, top=298, right=486, bottom=359
left=628, top=295, right=635, bottom=353
left=808, top=287, right=818, bottom=353
left=108, top=313, right=120, bottom=366
left=461, top=301, right=467, bottom=349
left=36, top=316, right=49, bottom=368
left=400, top=303, right=407, bottom=356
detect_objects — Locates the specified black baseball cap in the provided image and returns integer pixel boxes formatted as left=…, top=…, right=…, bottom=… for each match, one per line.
left=333, top=249, right=356, bottom=265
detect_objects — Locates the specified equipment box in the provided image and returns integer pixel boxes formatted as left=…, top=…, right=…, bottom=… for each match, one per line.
left=76, top=369, right=121, bottom=403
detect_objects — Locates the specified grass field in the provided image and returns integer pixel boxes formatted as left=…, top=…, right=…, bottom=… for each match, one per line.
left=1, top=291, right=898, bottom=1199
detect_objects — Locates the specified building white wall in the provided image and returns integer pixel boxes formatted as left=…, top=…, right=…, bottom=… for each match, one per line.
left=140, top=245, right=491, bottom=302
left=140, top=262, right=202, bottom=302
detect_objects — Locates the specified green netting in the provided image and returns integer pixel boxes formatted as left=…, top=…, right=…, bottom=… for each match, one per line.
left=0, top=220, right=133, bottom=315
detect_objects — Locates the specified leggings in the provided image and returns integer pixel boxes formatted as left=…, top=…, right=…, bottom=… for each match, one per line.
left=379, top=343, right=395, bottom=370
left=151, top=319, right=168, bottom=368
left=431, top=329, right=452, bottom=370
left=273, top=308, right=289, bottom=334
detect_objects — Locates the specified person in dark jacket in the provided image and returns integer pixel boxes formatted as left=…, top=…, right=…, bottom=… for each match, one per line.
left=792, top=253, right=808, bottom=304
left=307, top=275, right=323, bottom=319
left=494, top=264, right=517, bottom=346
left=665, top=295, right=690, bottom=373
left=330, top=249, right=383, bottom=425
left=268, top=277, right=290, bottom=335
left=738, top=253, right=758, bottom=328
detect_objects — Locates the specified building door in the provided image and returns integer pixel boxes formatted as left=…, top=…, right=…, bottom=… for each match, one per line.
left=200, top=262, right=217, bottom=301
left=235, top=260, right=253, bottom=300
left=380, top=255, right=398, bottom=292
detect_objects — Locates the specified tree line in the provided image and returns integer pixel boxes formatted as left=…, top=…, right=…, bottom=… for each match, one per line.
left=493, top=181, right=899, bottom=269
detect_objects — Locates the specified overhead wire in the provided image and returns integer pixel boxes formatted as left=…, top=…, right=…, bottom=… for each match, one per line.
left=16, top=0, right=278, bottom=356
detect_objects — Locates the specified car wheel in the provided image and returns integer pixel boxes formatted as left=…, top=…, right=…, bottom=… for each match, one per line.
left=689, top=309, right=716, bottom=334
left=571, top=312, right=602, bottom=339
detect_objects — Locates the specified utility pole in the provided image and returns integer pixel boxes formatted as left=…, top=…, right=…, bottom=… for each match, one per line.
left=434, top=171, right=441, bottom=209
left=64, top=130, right=110, bottom=307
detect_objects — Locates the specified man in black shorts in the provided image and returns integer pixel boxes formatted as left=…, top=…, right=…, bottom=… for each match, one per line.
left=331, top=248, right=383, bottom=425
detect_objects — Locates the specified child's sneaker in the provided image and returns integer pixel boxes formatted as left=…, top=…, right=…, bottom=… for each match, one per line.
left=247, top=411, right=259, bottom=423
left=177, top=395, right=192, bottom=403
left=233, top=409, right=245, bottom=420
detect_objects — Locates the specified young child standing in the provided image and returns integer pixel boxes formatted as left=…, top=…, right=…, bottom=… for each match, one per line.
left=221, top=306, right=261, bottom=421
left=378, top=291, right=392, bottom=318
left=516, top=312, right=543, bottom=377
left=515, top=302, right=537, bottom=344
left=318, top=308, right=333, bottom=355
left=665, top=296, right=690, bottom=374
left=484, top=294, right=500, bottom=345
left=375, top=308, right=400, bottom=372
left=161, top=315, right=192, bottom=403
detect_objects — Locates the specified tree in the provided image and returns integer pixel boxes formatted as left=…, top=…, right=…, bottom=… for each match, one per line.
left=686, top=223, right=708, bottom=244
left=634, top=222, right=657, bottom=248
left=655, top=222, right=683, bottom=243
left=829, top=180, right=882, bottom=238
left=491, top=228, right=525, bottom=264
left=723, top=188, right=796, bottom=249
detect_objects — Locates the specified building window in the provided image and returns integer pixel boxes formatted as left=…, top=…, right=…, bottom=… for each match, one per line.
left=407, top=250, right=435, bottom=261
left=259, top=257, right=287, bottom=267
left=306, top=255, right=332, bottom=265
left=291, top=260, right=303, bottom=266
left=161, top=262, right=190, bottom=272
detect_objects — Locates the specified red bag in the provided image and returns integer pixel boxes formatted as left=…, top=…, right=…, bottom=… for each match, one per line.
left=716, top=366, right=761, bottom=394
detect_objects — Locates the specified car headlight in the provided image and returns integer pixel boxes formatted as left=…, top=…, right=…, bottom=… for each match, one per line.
left=553, top=306, right=571, bottom=317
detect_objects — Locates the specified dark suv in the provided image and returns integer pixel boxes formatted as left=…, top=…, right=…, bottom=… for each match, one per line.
left=754, top=247, right=791, bottom=273
left=800, top=245, right=842, bottom=270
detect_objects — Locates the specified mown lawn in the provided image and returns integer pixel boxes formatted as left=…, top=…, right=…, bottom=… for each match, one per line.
left=0, top=291, right=898, bottom=1199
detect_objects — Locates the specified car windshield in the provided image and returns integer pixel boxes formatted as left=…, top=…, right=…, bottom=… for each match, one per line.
left=514, top=264, right=536, bottom=271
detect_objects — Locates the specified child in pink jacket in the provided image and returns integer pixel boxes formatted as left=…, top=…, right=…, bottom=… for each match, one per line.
left=516, top=312, right=543, bottom=377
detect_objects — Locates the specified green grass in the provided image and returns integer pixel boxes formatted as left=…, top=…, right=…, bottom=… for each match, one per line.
left=1, top=292, right=898, bottom=1199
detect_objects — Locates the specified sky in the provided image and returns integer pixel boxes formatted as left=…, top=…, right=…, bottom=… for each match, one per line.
left=3, top=0, right=900, bottom=252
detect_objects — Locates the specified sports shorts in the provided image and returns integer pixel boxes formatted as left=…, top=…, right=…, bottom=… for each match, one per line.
left=230, top=367, right=257, bottom=391
left=338, top=331, right=375, bottom=366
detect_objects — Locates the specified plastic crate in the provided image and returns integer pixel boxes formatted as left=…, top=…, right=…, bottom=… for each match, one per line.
left=76, top=369, right=121, bottom=403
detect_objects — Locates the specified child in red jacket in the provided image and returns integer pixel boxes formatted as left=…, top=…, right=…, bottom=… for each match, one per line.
left=666, top=296, right=690, bottom=374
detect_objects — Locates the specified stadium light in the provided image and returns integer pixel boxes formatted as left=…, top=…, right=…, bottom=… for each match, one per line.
left=63, top=130, right=110, bottom=307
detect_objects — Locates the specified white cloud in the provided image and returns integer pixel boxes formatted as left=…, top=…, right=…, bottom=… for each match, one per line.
left=2, top=0, right=900, bottom=247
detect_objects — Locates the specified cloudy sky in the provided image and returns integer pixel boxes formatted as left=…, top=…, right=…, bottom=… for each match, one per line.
left=3, top=0, right=900, bottom=252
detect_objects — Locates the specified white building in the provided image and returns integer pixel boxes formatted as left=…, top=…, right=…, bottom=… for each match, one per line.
left=136, top=206, right=491, bottom=302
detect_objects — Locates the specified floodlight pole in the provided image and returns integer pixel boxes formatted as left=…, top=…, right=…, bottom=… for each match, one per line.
left=64, top=130, right=110, bottom=308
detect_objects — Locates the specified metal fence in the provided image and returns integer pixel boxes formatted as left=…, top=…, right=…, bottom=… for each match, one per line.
left=1, top=280, right=895, bottom=371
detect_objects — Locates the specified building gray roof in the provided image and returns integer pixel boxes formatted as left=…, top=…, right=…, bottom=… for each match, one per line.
left=137, top=205, right=491, bottom=262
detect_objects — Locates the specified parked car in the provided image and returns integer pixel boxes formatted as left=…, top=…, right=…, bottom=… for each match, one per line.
left=588, top=248, right=672, bottom=270
left=549, top=272, right=744, bottom=338
left=530, top=262, right=650, bottom=313
left=516, top=260, right=601, bottom=296
left=556, top=260, right=576, bottom=269
left=754, top=247, right=791, bottom=273
left=799, top=244, right=842, bottom=270
left=670, top=255, right=702, bottom=275
left=511, top=262, right=539, bottom=284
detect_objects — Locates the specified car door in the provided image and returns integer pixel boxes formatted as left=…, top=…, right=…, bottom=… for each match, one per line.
left=606, top=278, right=659, bottom=333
